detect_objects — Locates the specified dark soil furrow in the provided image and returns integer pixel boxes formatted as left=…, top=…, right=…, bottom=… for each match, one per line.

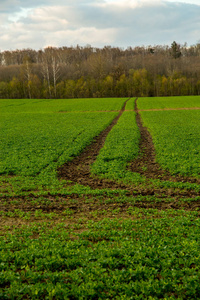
left=130, top=99, right=200, bottom=185
left=0, top=195, right=200, bottom=213
left=57, top=98, right=199, bottom=200
left=58, top=99, right=130, bottom=190
left=0, top=96, right=199, bottom=205
left=1, top=100, right=200, bottom=222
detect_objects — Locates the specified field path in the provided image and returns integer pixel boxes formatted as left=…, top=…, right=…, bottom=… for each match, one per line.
left=1, top=98, right=199, bottom=220
left=58, top=99, right=129, bottom=190
left=58, top=98, right=199, bottom=199
left=129, top=99, right=200, bottom=185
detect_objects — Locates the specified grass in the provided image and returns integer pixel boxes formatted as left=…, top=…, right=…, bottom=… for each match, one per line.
left=91, top=110, right=141, bottom=182
left=140, top=110, right=200, bottom=178
left=0, top=98, right=127, bottom=196
left=0, top=98, right=127, bottom=114
left=137, top=96, right=200, bottom=110
left=0, top=96, right=200, bottom=299
left=0, top=209, right=200, bottom=299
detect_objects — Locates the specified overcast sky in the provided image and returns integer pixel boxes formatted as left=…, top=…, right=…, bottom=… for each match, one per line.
left=0, top=0, right=200, bottom=51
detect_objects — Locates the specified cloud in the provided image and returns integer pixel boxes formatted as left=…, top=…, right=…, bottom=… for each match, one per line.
left=0, top=0, right=200, bottom=51
left=0, top=0, right=103, bottom=13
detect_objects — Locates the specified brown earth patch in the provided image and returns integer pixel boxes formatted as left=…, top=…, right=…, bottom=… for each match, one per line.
left=0, top=194, right=200, bottom=216
left=1, top=98, right=199, bottom=220
left=129, top=99, right=200, bottom=185
left=58, top=99, right=130, bottom=190
left=57, top=97, right=199, bottom=199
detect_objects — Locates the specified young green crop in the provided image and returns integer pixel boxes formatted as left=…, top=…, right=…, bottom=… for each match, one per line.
left=0, top=112, right=120, bottom=176
left=0, top=97, right=127, bottom=114
left=124, top=97, right=135, bottom=110
left=0, top=98, right=128, bottom=195
left=0, top=214, right=200, bottom=299
left=140, top=110, right=200, bottom=178
left=1, top=97, right=200, bottom=299
left=91, top=109, right=142, bottom=182
left=138, top=95, right=200, bottom=110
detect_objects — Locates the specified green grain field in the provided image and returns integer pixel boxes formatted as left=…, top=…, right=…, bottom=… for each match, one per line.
left=0, top=97, right=200, bottom=299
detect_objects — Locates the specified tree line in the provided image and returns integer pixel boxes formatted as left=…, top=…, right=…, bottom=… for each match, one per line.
left=0, top=41, right=200, bottom=98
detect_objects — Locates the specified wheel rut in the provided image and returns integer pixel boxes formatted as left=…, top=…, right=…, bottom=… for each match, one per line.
left=58, top=98, right=199, bottom=200
left=1, top=99, right=199, bottom=218
left=58, top=99, right=130, bottom=190
left=130, top=99, right=200, bottom=185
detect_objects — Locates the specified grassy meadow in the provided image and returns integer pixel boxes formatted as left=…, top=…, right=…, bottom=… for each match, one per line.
left=0, top=96, right=200, bottom=299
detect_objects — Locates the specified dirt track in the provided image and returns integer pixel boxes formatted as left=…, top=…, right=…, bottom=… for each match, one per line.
left=58, top=100, right=129, bottom=190
left=58, top=98, right=200, bottom=199
left=129, top=100, right=200, bottom=185
left=0, top=99, right=200, bottom=219
left=0, top=193, right=200, bottom=215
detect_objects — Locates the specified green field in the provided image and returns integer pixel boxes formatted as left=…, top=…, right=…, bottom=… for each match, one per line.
left=0, top=98, right=126, bottom=196
left=1, top=112, right=119, bottom=176
left=0, top=98, right=126, bottom=114
left=137, top=96, right=200, bottom=110
left=140, top=110, right=200, bottom=178
left=0, top=97, right=200, bottom=299
left=91, top=107, right=141, bottom=181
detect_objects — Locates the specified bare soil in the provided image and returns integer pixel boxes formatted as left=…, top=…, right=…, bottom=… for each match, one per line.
left=129, top=99, right=200, bottom=185
left=58, top=98, right=200, bottom=198
left=58, top=100, right=129, bottom=190
left=1, top=98, right=199, bottom=222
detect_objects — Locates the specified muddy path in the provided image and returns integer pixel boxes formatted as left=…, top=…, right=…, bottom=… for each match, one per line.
left=0, top=193, right=200, bottom=214
left=1, top=100, right=199, bottom=223
left=58, top=98, right=199, bottom=199
left=58, top=100, right=129, bottom=190
left=130, top=99, right=200, bottom=185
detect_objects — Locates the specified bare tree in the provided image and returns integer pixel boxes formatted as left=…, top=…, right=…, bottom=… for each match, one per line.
left=51, top=55, right=60, bottom=98
left=41, top=53, right=52, bottom=98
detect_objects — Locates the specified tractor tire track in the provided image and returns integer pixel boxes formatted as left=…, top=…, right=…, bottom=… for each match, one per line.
left=58, top=98, right=199, bottom=199
left=130, top=99, right=200, bottom=185
left=58, top=99, right=130, bottom=190
left=1, top=100, right=199, bottom=217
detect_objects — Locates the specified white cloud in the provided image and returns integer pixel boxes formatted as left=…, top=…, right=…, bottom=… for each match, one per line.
left=0, top=0, right=200, bottom=51
left=166, top=0, right=200, bottom=5
left=8, top=8, right=32, bottom=22
left=43, top=27, right=117, bottom=49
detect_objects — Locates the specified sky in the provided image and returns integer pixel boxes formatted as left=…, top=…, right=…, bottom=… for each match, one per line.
left=0, top=0, right=200, bottom=51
